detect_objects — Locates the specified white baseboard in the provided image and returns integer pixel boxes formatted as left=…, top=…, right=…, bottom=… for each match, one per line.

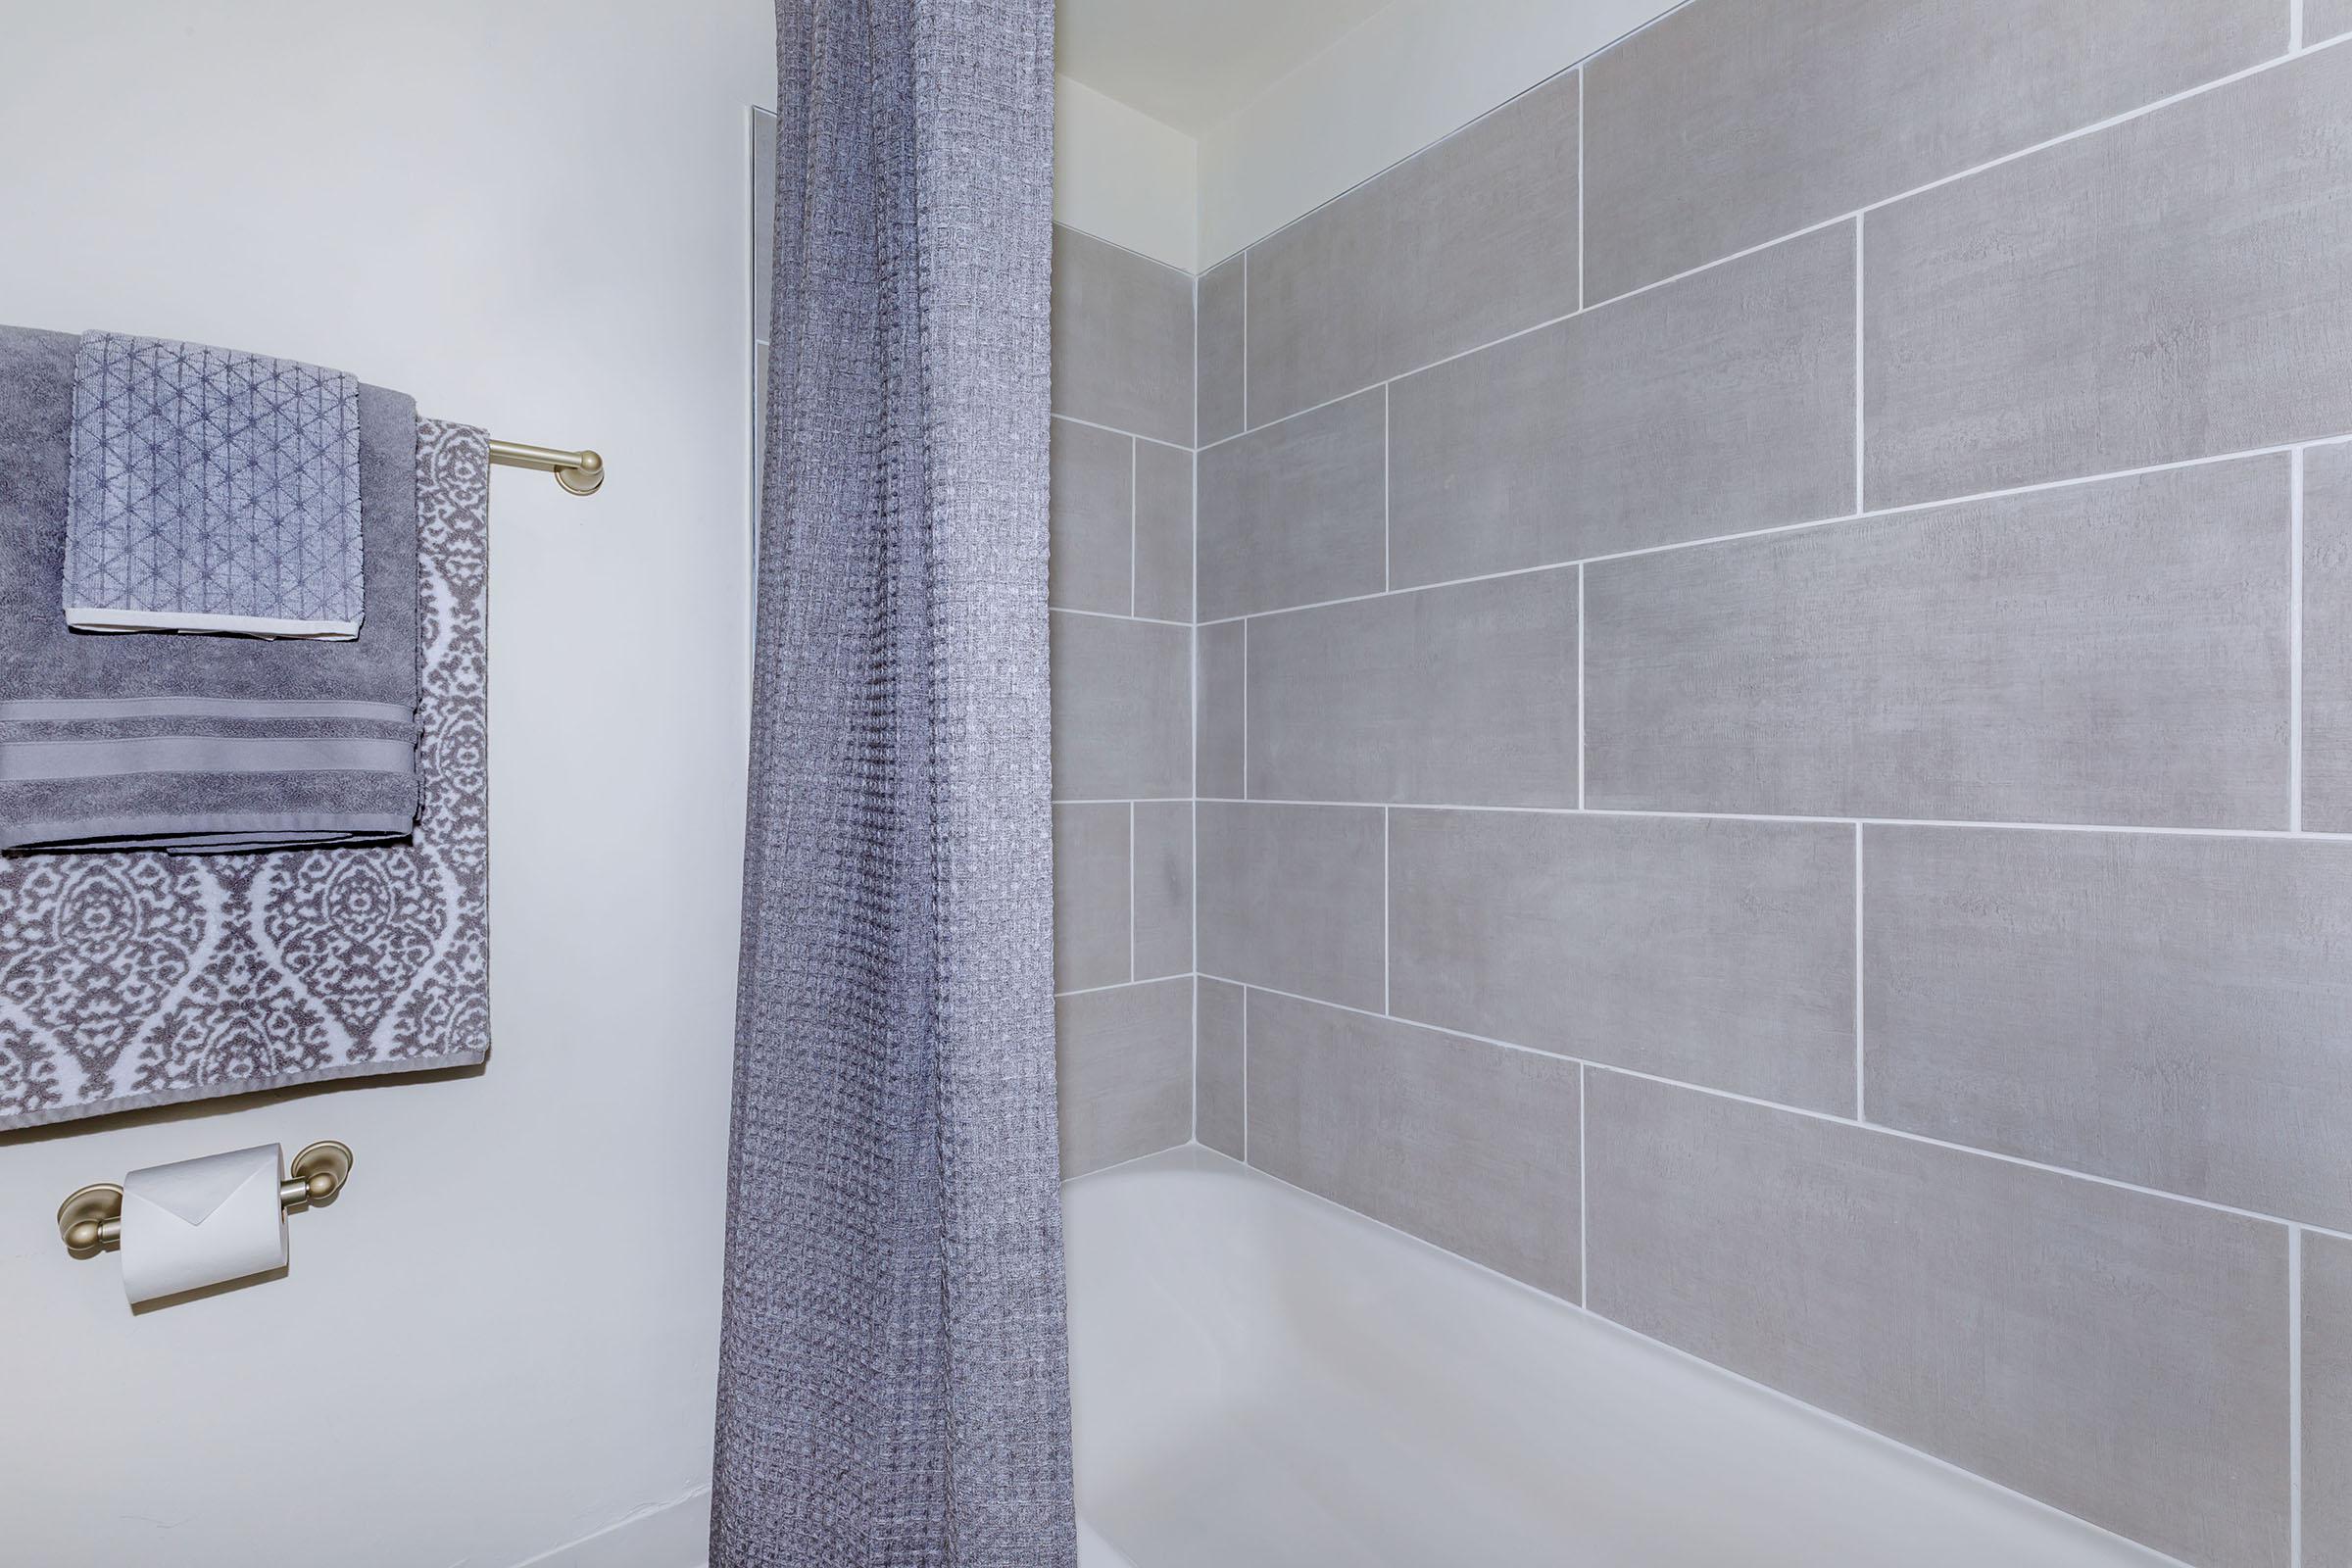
left=514, top=1487, right=709, bottom=1568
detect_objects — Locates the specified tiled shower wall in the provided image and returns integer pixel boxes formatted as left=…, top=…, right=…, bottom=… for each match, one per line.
left=1182, top=5, right=2352, bottom=1565
left=1047, top=225, right=1198, bottom=1177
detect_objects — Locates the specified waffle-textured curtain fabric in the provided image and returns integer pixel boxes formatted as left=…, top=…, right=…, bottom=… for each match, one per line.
left=710, top=1, right=1073, bottom=1564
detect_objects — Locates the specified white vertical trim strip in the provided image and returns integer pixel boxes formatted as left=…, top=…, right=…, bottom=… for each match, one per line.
left=1853, top=216, right=1867, bottom=513
left=1853, top=822, right=1867, bottom=1120
left=1241, top=985, right=1250, bottom=1163
left=1578, top=1059, right=1590, bottom=1308
left=2292, top=1223, right=2306, bottom=1568
left=1241, top=249, right=1250, bottom=431
left=1577, top=563, right=1588, bottom=809
left=1576, top=64, right=1587, bottom=313
left=2293, top=447, right=2307, bottom=833
left=1382, top=806, right=1393, bottom=1014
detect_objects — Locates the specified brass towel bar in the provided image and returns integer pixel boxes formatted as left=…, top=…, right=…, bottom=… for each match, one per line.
left=488, top=438, right=605, bottom=496
left=57, top=1140, right=355, bottom=1254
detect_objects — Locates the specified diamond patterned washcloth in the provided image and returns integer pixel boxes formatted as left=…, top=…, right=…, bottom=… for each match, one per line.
left=66, top=331, right=365, bottom=638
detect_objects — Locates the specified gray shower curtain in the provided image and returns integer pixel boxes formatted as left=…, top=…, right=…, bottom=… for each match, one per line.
left=710, top=2, right=1074, bottom=1563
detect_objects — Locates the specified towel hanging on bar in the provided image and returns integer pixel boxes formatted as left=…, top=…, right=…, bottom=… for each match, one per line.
left=0, top=418, right=493, bottom=1131
left=66, top=330, right=368, bottom=639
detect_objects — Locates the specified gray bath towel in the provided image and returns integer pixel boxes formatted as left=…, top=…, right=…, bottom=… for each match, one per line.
left=67, top=330, right=365, bottom=637
left=0, top=325, right=419, bottom=852
left=0, top=418, right=492, bottom=1130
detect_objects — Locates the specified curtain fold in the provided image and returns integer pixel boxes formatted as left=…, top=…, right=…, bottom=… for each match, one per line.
left=712, top=1, right=1072, bottom=1562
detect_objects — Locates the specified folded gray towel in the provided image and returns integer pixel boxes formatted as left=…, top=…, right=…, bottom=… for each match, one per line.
left=67, top=330, right=366, bottom=637
left=0, top=325, right=419, bottom=853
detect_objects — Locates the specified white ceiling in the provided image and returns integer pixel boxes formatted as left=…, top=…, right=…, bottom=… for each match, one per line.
left=1057, top=0, right=1394, bottom=135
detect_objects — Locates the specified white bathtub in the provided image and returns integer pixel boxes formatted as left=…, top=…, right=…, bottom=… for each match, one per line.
left=1062, top=1146, right=2177, bottom=1568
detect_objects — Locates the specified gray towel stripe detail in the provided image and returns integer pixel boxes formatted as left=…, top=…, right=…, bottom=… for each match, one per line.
left=0, top=696, right=416, bottom=723
left=0, top=734, right=415, bottom=782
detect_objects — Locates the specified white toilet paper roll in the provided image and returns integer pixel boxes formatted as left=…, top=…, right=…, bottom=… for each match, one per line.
left=120, top=1144, right=289, bottom=1305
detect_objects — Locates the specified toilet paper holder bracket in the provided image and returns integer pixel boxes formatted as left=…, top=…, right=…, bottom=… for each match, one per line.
left=58, top=1140, right=354, bottom=1254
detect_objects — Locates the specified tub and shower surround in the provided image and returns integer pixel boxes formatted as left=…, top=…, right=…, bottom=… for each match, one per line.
left=1048, top=224, right=1199, bottom=1177
left=1182, top=5, right=2352, bottom=1566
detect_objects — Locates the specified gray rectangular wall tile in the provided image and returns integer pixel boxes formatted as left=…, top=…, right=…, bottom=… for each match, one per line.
left=2307, top=1232, right=2352, bottom=1567
left=1584, top=0, right=2277, bottom=303
left=1248, top=990, right=1582, bottom=1298
left=1198, top=803, right=1384, bottom=1009
left=2318, top=0, right=2352, bottom=43
left=1052, top=224, right=1195, bottom=447
left=1050, top=418, right=1132, bottom=613
left=1249, top=569, right=1579, bottom=807
left=1866, top=45, right=2352, bottom=507
left=1133, top=801, right=1194, bottom=981
left=1196, top=620, right=1245, bottom=799
left=1057, top=978, right=1194, bottom=1177
left=1585, top=1070, right=2288, bottom=1568
left=1053, top=803, right=1129, bottom=993
left=1198, top=388, right=1385, bottom=620
left=1390, top=224, right=1854, bottom=586
left=1198, top=254, right=1245, bottom=444
left=1197, top=977, right=1245, bottom=1159
left=1245, top=72, right=1579, bottom=424
left=1051, top=612, right=1192, bottom=801
left=1392, top=809, right=1854, bottom=1111
left=1133, top=441, right=1194, bottom=622
left=1866, top=825, right=2352, bottom=1230
left=2303, top=442, right=2352, bottom=830
left=1585, top=459, right=2290, bottom=827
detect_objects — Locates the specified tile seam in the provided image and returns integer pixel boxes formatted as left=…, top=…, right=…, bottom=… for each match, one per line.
left=1197, top=36, right=2342, bottom=450
left=1214, top=971, right=2348, bottom=1240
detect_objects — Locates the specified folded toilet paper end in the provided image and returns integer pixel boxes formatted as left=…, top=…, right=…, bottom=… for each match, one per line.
left=57, top=1139, right=354, bottom=1254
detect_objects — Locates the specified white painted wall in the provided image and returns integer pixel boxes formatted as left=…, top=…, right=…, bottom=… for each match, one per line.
left=1054, top=74, right=1200, bottom=270
left=0, top=3, right=769, bottom=1564
left=1196, top=0, right=1674, bottom=266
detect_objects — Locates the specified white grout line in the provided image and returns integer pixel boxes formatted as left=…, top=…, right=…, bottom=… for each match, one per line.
left=1055, top=975, right=1190, bottom=1001
left=1129, top=437, right=1139, bottom=616
left=1190, top=0, right=1696, bottom=276
left=1189, top=972, right=1199, bottom=1146
left=2292, top=0, right=2306, bottom=52
left=1240, top=618, right=1250, bottom=799
left=1578, top=1060, right=1590, bottom=1307
left=1127, top=802, right=1137, bottom=984
left=1050, top=605, right=1194, bottom=629
left=1054, top=795, right=1193, bottom=807
left=1382, top=384, right=1393, bottom=590
left=1382, top=807, right=1393, bottom=1013
left=1195, top=437, right=2337, bottom=629
left=1052, top=410, right=1192, bottom=453
left=1202, top=972, right=2352, bottom=1243
left=1852, top=215, right=1866, bottom=513
left=1227, top=1152, right=2209, bottom=1568
left=2292, top=1224, right=2306, bottom=1568
left=1192, top=34, right=2347, bottom=457
left=1576, top=64, right=1587, bottom=313
left=2293, top=447, right=2306, bottom=832
left=1241, top=985, right=1250, bottom=1163
left=1201, top=798, right=2342, bottom=843
left=1853, top=823, right=1866, bottom=1120
left=1576, top=564, right=1588, bottom=809
left=1241, top=249, right=1250, bottom=432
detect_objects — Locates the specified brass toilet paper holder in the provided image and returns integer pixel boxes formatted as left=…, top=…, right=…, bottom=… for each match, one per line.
left=57, top=1140, right=354, bottom=1255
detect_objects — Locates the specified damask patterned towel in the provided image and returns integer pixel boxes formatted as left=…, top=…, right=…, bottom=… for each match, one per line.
left=0, top=420, right=491, bottom=1130
left=67, top=331, right=365, bottom=637
left=0, top=325, right=419, bottom=852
